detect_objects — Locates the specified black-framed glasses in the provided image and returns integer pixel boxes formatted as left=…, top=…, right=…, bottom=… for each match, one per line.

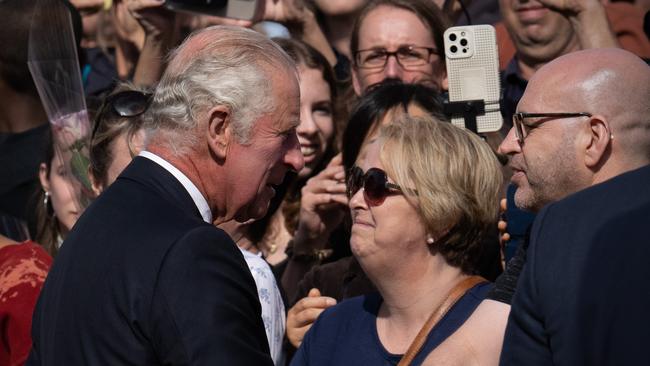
left=91, top=90, right=152, bottom=139
left=512, top=112, right=592, bottom=143
left=354, top=45, right=438, bottom=70
left=347, top=166, right=409, bottom=206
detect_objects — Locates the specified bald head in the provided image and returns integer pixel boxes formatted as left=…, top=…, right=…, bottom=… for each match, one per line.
left=499, top=48, right=650, bottom=211
left=528, top=48, right=650, bottom=170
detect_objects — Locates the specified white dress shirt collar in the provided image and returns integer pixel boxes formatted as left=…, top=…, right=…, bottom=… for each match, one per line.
left=139, top=151, right=212, bottom=223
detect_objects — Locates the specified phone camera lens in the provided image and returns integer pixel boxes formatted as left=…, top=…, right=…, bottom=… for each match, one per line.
left=462, top=48, right=467, bottom=53
left=460, top=38, right=468, bottom=46
left=449, top=33, right=457, bottom=41
left=450, top=45, right=458, bottom=53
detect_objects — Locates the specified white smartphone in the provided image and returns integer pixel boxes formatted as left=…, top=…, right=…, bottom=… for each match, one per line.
left=165, top=0, right=263, bottom=21
left=444, top=25, right=502, bottom=133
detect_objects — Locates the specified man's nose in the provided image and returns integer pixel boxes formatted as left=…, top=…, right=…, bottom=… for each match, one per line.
left=285, top=133, right=305, bottom=173
left=498, top=127, right=522, bottom=155
left=383, top=55, right=404, bottom=80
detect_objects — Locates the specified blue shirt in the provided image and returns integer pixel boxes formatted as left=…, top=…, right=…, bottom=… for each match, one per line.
left=500, top=58, right=537, bottom=264
left=291, top=282, right=492, bottom=366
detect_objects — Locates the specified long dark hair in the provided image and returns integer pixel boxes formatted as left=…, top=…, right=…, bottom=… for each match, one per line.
left=33, top=128, right=61, bottom=256
left=341, top=82, right=446, bottom=172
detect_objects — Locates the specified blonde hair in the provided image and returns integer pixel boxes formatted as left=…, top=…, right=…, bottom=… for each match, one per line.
left=379, top=115, right=502, bottom=273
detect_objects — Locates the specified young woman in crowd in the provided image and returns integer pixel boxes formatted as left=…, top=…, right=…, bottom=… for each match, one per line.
left=2, top=125, right=86, bottom=364
left=35, top=130, right=86, bottom=257
left=292, top=114, right=502, bottom=365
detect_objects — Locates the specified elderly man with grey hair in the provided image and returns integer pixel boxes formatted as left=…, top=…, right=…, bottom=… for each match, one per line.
left=28, top=26, right=303, bottom=365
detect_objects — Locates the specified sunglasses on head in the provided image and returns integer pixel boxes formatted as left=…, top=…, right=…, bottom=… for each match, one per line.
left=91, top=90, right=152, bottom=139
left=347, top=166, right=410, bottom=206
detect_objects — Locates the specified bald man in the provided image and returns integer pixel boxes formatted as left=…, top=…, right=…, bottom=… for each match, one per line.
left=499, top=47, right=650, bottom=365
left=421, top=48, right=650, bottom=366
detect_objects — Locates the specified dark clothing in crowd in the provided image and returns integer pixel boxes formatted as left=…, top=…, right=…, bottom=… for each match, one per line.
left=454, top=0, right=501, bottom=27
left=333, top=49, right=351, bottom=81
left=500, top=58, right=527, bottom=133
left=500, top=59, right=537, bottom=264
left=0, top=124, right=49, bottom=240
left=486, top=231, right=528, bottom=305
left=292, top=283, right=491, bottom=366
left=28, top=157, right=272, bottom=365
left=292, top=256, right=375, bottom=305
left=501, top=164, right=650, bottom=366
left=82, top=47, right=118, bottom=97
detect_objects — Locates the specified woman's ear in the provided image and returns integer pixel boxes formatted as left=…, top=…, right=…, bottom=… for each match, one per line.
left=87, top=166, right=103, bottom=197
left=39, top=162, right=50, bottom=193
left=206, top=105, right=232, bottom=161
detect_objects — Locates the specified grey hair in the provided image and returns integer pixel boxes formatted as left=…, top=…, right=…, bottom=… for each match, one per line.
left=143, top=25, right=297, bottom=155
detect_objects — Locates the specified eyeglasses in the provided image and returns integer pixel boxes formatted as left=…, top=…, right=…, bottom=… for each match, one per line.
left=354, top=46, right=438, bottom=70
left=91, top=90, right=152, bottom=139
left=347, top=166, right=408, bottom=206
left=512, top=112, right=592, bottom=143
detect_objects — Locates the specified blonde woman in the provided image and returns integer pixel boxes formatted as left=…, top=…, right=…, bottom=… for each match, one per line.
left=292, top=115, right=502, bottom=365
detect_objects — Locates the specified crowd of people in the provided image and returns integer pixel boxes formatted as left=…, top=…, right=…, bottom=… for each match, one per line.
left=1, top=0, right=649, bottom=365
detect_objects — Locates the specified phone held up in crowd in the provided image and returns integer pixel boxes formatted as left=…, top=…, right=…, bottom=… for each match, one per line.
left=444, top=24, right=503, bottom=134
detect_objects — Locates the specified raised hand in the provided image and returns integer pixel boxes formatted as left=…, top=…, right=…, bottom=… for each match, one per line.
left=535, top=0, right=606, bottom=15
left=125, top=0, right=176, bottom=38
left=286, top=288, right=337, bottom=348
left=293, top=154, right=348, bottom=251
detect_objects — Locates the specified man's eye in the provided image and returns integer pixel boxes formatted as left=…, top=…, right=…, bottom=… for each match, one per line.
left=399, top=49, right=424, bottom=60
left=365, top=51, right=386, bottom=62
left=282, top=128, right=296, bottom=140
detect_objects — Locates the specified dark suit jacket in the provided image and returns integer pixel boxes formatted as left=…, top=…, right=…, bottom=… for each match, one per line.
left=28, top=157, right=273, bottom=365
left=500, top=164, right=650, bottom=366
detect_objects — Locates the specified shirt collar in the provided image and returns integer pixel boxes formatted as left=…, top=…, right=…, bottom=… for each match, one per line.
left=139, top=151, right=212, bottom=223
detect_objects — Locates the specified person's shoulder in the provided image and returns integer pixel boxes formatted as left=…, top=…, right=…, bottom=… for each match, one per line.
left=168, top=225, right=238, bottom=257
left=314, top=293, right=380, bottom=329
left=464, top=281, right=493, bottom=302
left=301, top=293, right=380, bottom=355
left=0, top=241, right=51, bottom=268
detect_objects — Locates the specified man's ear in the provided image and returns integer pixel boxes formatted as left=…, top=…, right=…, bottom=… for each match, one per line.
left=351, top=68, right=363, bottom=96
left=584, top=115, right=612, bottom=169
left=441, top=73, right=449, bottom=91
left=206, top=105, right=232, bottom=160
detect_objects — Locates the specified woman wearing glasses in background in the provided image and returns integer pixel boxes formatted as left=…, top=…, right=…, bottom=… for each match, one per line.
left=291, top=115, right=502, bottom=365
